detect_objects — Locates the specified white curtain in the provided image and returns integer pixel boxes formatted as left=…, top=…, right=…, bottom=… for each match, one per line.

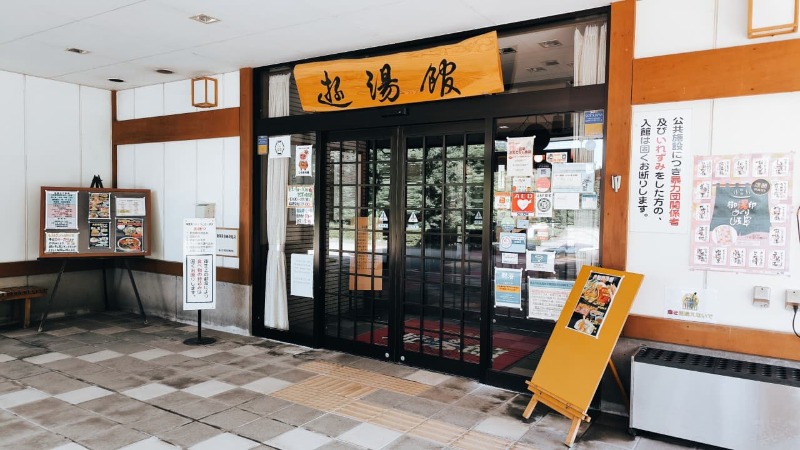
left=264, top=73, right=290, bottom=330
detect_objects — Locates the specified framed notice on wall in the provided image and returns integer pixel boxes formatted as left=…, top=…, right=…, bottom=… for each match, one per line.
left=39, top=186, right=152, bottom=258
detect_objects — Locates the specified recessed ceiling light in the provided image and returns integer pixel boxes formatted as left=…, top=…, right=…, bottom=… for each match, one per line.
left=65, top=47, right=89, bottom=54
left=538, top=39, right=563, bottom=48
left=542, top=60, right=560, bottom=66
left=190, top=14, right=220, bottom=24
left=526, top=67, right=546, bottom=72
left=498, top=125, right=510, bottom=129
left=107, top=78, right=125, bottom=83
left=498, top=47, right=517, bottom=55
left=156, top=69, right=174, bottom=74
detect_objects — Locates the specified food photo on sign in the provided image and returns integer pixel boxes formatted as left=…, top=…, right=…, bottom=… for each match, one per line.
left=567, top=271, right=623, bottom=338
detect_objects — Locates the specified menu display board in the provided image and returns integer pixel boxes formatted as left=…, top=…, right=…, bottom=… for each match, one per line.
left=40, top=187, right=151, bottom=258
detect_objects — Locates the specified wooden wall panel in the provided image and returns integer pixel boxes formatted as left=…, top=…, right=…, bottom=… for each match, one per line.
left=238, top=68, right=253, bottom=285
left=112, top=108, right=239, bottom=145
left=623, top=315, right=800, bottom=362
left=602, top=0, right=635, bottom=271
left=633, top=39, right=800, bottom=104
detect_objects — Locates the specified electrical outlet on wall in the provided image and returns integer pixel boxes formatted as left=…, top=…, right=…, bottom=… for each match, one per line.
left=786, top=289, right=800, bottom=309
left=753, top=286, right=770, bottom=308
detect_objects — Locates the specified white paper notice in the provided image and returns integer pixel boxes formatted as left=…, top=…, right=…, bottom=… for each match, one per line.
left=501, top=253, right=519, bottom=265
left=506, top=136, right=535, bottom=177
left=45, top=190, right=78, bottom=230
left=291, top=253, right=314, bottom=298
left=664, top=288, right=717, bottom=324
left=554, top=192, right=580, bottom=210
left=269, top=135, right=292, bottom=159
left=526, top=251, right=556, bottom=272
left=295, top=145, right=313, bottom=177
left=287, top=186, right=314, bottom=208
left=528, top=279, right=574, bottom=321
left=44, top=232, right=79, bottom=253
left=116, top=197, right=147, bottom=217
left=551, top=163, right=594, bottom=193
left=183, top=218, right=217, bottom=310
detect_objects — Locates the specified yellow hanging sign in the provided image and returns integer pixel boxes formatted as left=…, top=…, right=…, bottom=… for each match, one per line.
left=293, top=31, right=504, bottom=112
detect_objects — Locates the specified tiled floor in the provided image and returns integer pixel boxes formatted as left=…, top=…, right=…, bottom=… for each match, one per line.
left=0, top=312, right=705, bottom=449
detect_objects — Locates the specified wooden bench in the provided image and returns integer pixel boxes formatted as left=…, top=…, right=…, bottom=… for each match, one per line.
left=0, top=286, right=48, bottom=328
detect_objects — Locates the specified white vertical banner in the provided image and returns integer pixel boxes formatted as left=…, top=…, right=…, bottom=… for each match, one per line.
left=629, top=109, right=692, bottom=233
left=183, top=218, right=217, bottom=310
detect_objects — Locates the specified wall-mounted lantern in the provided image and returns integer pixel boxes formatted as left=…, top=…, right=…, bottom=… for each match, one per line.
left=748, top=0, right=798, bottom=38
left=191, top=76, right=218, bottom=108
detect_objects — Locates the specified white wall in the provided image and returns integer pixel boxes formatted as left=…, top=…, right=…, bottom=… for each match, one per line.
left=115, top=71, right=241, bottom=268
left=117, top=138, right=240, bottom=268
left=0, top=70, right=111, bottom=263
left=636, top=0, right=800, bottom=58
left=630, top=5, right=800, bottom=333
left=116, top=71, right=239, bottom=120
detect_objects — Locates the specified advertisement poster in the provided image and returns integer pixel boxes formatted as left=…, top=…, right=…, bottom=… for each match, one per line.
left=554, top=192, right=580, bottom=210
left=115, top=218, right=144, bottom=252
left=44, top=232, right=79, bottom=253
left=290, top=253, right=314, bottom=298
left=630, top=109, right=691, bottom=233
left=511, top=192, right=535, bottom=213
left=526, top=250, right=556, bottom=272
left=528, top=279, right=574, bottom=321
left=268, top=135, right=291, bottom=159
left=499, top=232, right=527, bottom=253
left=495, top=268, right=522, bottom=309
left=183, top=218, right=217, bottom=310
left=690, top=153, right=793, bottom=274
left=89, top=222, right=110, bottom=249
left=512, top=177, right=532, bottom=192
left=664, top=288, right=717, bottom=324
left=295, top=145, right=313, bottom=177
left=116, top=197, right=146, bottom=217
left=506, top=136, right=535, bottom=177
left=88, top=192, right=111, bottom=220
left=567, top=271, right=623, bottom=338
left=45, top=190, right=78, bottom=230
left=287, top=185, right=314, bottom=208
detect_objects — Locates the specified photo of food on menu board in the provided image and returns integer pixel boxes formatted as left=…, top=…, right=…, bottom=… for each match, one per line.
left=567, top=271, right=623, bottom=338
left=116, top=218, right=144, bottom=252
left=88, top=192, right=111, bottom=219
left=89, top=221, right=110, bottom=249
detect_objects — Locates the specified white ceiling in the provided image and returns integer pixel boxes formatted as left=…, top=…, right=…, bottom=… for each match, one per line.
left=0, top=0, right=616, bottom=90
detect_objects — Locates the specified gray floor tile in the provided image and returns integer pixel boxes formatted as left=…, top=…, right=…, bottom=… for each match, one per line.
left=169, top=397, right=230, bottom=419
left=269, top=403, right=326, bottom=426
left=209, top=387, right=262, bottom=406
left=148, top=390, right=205, bottom=410
left=53, top=415, right=120, bottom=441
left=18, top=371, right=90, bottom=395
left=0, top=360, right=50, bottom=379
left=128, top=409, right=192, bottom=435
left=303, top=413, right=360, bottom=438
left=383, top=435, right=443, bottom=450
left=201, top=407, right=261, bottom=430
left=239, top=395, right=292, bottom=415
left=234, top=417, right=296, bottom=442
left=452, top=392, right=505, bottom=413
left=430, top=405, right=489, bottom=429
left=395, top=396, right=448, bottom=417
left=76, top=424, right=149, bottom=450
left=271, top=368, right=316, bottom=383
left=0, top=428, right=71, bottom=450
left=157, top=421, right=223, bottom=448
left=416, top=386, right=466, bottom=404
left=361, top=389, right=412, bottom=408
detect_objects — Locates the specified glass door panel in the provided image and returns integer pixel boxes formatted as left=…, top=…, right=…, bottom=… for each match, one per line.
left=400, top=125, right=485, bottom=370
left=324, top=136, right=392, bottom=352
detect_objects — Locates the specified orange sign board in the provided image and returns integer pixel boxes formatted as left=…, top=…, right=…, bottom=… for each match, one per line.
left=294, top=31, right=504, bottom=112
left=528, top=266, right=644, bottom=414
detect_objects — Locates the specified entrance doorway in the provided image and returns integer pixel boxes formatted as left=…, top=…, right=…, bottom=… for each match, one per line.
left=322, top=122, right=487, bottom=376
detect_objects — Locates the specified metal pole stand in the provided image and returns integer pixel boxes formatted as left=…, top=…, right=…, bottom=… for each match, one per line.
left=183, top=310, right=216, bottom=345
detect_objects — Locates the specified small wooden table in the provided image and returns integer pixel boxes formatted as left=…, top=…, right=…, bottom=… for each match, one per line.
left=0, top=286, right=48, bottom=328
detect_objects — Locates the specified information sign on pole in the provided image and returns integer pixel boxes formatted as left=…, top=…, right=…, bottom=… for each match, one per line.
left=183, top=218, right=217, bottom=310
